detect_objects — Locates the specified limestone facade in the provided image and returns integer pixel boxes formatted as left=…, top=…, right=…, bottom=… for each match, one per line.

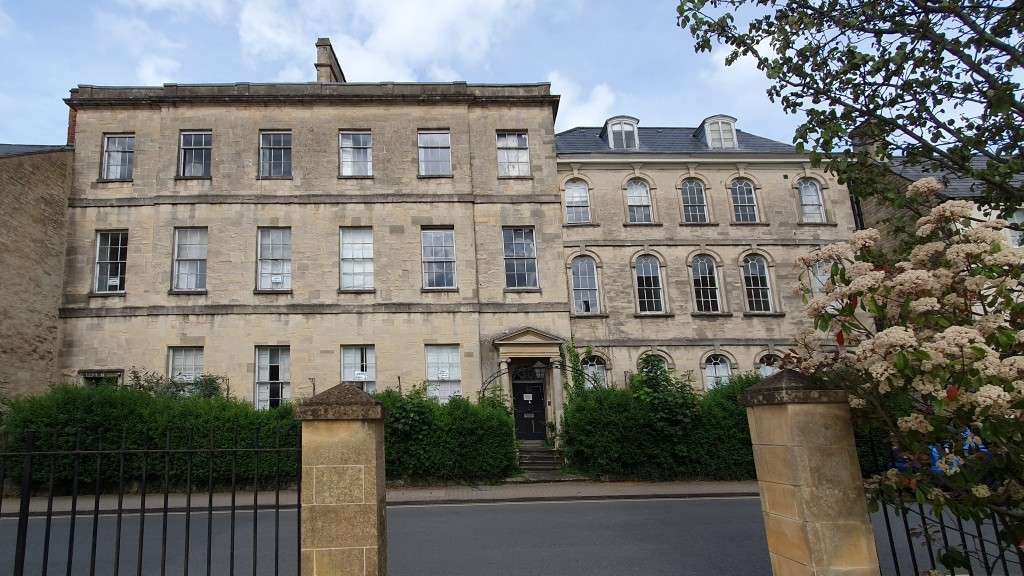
left=51, top=42, right=857, bottom=433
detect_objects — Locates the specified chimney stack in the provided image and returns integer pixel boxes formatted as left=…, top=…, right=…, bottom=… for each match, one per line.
left=314, top=38, right=346, bottom=83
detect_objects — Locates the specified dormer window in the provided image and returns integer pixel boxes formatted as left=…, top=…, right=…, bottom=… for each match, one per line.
left=604, top=116, right=640, bottom=150
left=700, top=115, right=738, bottom=149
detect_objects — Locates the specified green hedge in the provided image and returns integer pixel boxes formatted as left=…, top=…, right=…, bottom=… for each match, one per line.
left=1, top=385, right=298, bottom=492
left=561, top=361, right=757, bottom=480
left=376, top=389, right=517, bottom=482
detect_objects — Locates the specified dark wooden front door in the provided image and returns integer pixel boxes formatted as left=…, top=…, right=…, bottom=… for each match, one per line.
left=511, top=364, right=547, bottom=441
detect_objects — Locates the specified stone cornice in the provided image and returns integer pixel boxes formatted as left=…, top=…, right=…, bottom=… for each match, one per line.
left=59, top=301, right=571, bottom=318
left=68, top=193, right=561, bottom=208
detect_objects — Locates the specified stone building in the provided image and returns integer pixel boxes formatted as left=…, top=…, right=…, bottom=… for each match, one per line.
left=44, top=38, right=856, bottom=440
left=0, top=144, right=73, bottom=397
left=554, top=115, right=858, bottom=390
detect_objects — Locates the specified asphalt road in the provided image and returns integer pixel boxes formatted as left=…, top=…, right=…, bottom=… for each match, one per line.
left=0, top=496, right=770, bottom=576
left=1, top=496, right=970, bottom=576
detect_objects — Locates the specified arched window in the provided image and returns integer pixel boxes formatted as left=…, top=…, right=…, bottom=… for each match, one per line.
left=798, top=179, right=826, bottom=223
left=742, top=254, right=773, bottom=312
left=809, top=261, right=830, bottom=294
left=703, top=354, right=732, bottom=388
left=635, top=255, right=664, bottom=313
left=583, top=355, right=607, bottom=387
left=564, top=179, right=591, bottom=224
left=570, top=256, right=600, bottom=315
left=680, top=179, right=709, bottom=223
left=758, top=353, right=781, bottom=378
left=638, top=353, right=668, bottom=372
left=730, top=179, right=759, bottom=223
left=608, top=120, right=638, bottom=149
left=691, top=255, right=721, bottom=312
left=626, top=179, right=653, bottom=223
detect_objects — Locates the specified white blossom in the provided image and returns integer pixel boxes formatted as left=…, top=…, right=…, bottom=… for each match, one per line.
left=852, top=228, right=880, bottom=250
left=910, top=297, right=940, bottom=313
left=898, top=413, right=934, bottom=433
left=907, top=177, right=944, bottom=200
left=971, top=485, right=992, bottom=498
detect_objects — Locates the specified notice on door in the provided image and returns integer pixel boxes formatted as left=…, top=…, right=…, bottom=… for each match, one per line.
left=523, top=393, right=533, bottom=401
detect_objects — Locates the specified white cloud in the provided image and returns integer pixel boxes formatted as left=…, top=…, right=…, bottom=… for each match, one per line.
left=94, top=13, right=183, bottom=52
left=235, top=0, right=533, bottom=82
left=427, top=64, right=460, bottom=82
left=115, top=0, right=231, bottom=19
left=547, top=70, right=616, bottom=130
left=137, top=55, right=181, bottom=85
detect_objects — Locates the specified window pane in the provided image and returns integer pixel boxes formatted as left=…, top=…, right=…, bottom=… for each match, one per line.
left=681, top=179, right=709, bottom=223
left=103, top=136, right=135, bottom=180
left=256, top=346, right=290, bottom=409
left=502, top=227, right=537, bottom=288
left=571, top=256, right=600, bottom=314
left=742, top=255, right=772, bottom=312
left=342, top=345, right=376, bottom=392
left=635, top=255, right=663, bottom=312
left=340, top=228, right=374, bottom=289
left=692, top=255, right=720, bottom=313
left=258, top=228, right=292, bottom=290
left=260, top=132, right=292, bottom=178
left=798, top=179, right=825, bottom=223
left=425, top=345, right=461, bottom=402
left=169, top=347, right=204, bottom=383
left=422, top=229, right=456, bottom=288
left=704, top=355, right=731, bottom=388
left=95, top=231, right=128, bottom=292
left=730, top=179, right=758, bottom=223
left=626, top=180, right=653, bottom=223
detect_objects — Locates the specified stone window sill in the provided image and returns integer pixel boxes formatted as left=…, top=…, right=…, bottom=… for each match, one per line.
left=89, top=291, right=126, bottom=298
left=257, top=176, right=293, bottom=181
left=571, top=313, right=609, bottom=319
left=95, top=179, right=132, bottom=184
left=691, top=312, right=734, bottom=318
left=338, top=175, right=374, bottom=180
left=497, top=175, right=533, bottom=180
left=338, top=288, right=376, bottom=294
left=797, top=221, right=838, bottom=227
left=417, top=174, right=454, bottom=179
left=563, top=222, right=599, bottom=228
left=421, top=287, right=458, bottom=293
left=623, top=222, right=663, bottom=227
left=731, top=221, right=771, bottom=226
left=504, top=287, right=541, bottom=293
left=680, top=222, right=720, bottom=227
left=168, top=290, right=208, bottom=296
left=634, top=313, right=674, bottom=318
left=174, top=176, right=212, bottom=181
left=254, top=289, right=293, bottom=294
left=744, top=311, right=786, bottom=318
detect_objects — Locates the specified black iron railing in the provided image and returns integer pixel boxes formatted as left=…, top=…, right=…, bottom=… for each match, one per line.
left=0, top=426, right=301, bottom=576
left=858, top=427, right=1023, bottom=575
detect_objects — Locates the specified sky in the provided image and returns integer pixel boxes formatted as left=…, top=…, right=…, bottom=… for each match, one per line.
left=0, top=0, right=800, bottom=145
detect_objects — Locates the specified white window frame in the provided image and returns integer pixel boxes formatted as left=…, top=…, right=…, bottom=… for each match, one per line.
left=798, top=179, right=827, bottom=223
left=94, top=230, right=128, bottom=293
left=255, top=346, right=291, bottom=410
left=339, top=131, right=373, bottom=177
left=340, top=227, right=374, bottom=290
left=342, top=345, right=377, bottom=393
left=496, top=131, right=531, bottom=177
left=634, top=254, right=665, bottom=314
left=758, top=353, right=781, bottom=378
left=421, top=228, right=457, bottom=289
left=172, top=227, right=208, bottom=292
left=425, top=345, right=461, bottom=402
left=101, top=134, right=135, bottom=181
left=703, top=354, right=732, bottom=388
left=502, top=227, right=538, bottom=289
left=607, top=120, right=639, bottom=149
left=742, top=254, right=774, bottom=312
left=417, top=130, right=452, bottom=176
left=168, top=347, right=204, bottom=383
left=257, top=227, right=292, bottom=291
left=582, top=355, right=608, bottom=388
left=259, top=131, right=292, bottom=178
left=626, top=179, right=654, bottom=224
left=179, top=131, right=212, bottom=178
left=80, top=369, right=124, bottom=387
left=691, top=254, right=722, bottom=313
left=564, top=179, right=592, bottom=224
left=705, top=120, right=737, bottom=149
left=570, top=256, right=601, bottom=315
left=730, top=179, right=760, bottom=223
left=680, top=178, right=709, bottom=224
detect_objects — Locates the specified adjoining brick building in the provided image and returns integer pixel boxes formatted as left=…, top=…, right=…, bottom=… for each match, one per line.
left=13, top=38, right=857, bottom=441
left=0, top=144, right=73, bottom=397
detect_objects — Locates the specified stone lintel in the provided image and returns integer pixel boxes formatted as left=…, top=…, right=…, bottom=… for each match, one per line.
left=296, top=384, right=383, bottom=421
left=744, top=369, right=847, bottom=407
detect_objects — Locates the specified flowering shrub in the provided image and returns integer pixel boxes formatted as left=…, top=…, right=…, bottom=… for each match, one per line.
left=789, top=178, right=1024, bottom=560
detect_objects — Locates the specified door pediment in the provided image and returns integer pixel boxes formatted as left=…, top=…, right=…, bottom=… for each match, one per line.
left=493, top=327, right=564, bottom=360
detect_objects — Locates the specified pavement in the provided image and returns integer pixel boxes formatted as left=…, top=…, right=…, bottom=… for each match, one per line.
left=1, top=480, right=760, bottom=514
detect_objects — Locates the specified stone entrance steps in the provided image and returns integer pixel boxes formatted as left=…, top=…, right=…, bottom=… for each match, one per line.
left=518, top=441, right=563, bottom=471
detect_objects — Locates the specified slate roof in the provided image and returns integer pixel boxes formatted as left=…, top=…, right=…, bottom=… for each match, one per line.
left=885, top=156, right=1019, bottom=199
left=0, top=144, right=69, bottom=158
left=555, top=126, right=796, bottom=155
